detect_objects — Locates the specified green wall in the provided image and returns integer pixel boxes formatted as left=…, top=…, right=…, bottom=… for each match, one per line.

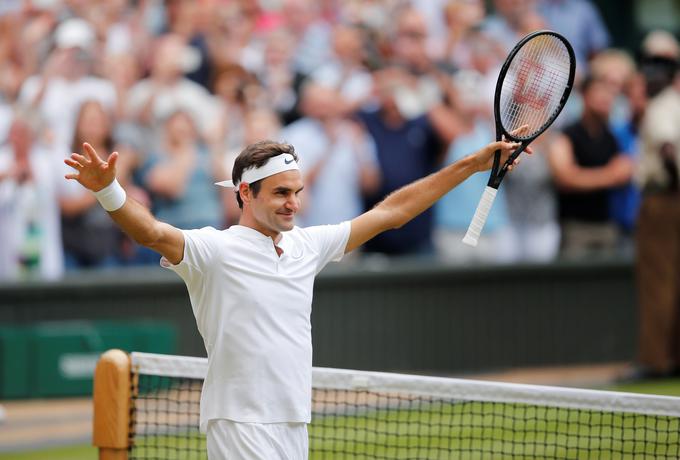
left=0, top=258, right=637, bottom=375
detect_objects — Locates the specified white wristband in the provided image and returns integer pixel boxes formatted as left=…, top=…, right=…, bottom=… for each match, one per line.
left=94, top=179, right=127, bottom=212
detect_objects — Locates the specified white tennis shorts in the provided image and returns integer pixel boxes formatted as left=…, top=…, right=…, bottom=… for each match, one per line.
left=206, top=419, right=308, bottom=460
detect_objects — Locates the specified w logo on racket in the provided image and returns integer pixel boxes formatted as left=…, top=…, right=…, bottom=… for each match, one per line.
left=463, top=30, right=575, bottom=247
left=513, top=58, right=551, bottom=110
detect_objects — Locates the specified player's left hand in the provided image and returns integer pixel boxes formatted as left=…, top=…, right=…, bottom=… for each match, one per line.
left=473, top=141, right=533, bottom=173
left=473, top=125, right=533, bottom=172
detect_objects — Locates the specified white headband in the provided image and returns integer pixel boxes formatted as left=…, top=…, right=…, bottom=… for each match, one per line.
left=215, top=153, right=299, bottom=188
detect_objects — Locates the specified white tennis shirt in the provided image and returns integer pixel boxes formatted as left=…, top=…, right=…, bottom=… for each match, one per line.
left=161, top=222, right=350, bottom=432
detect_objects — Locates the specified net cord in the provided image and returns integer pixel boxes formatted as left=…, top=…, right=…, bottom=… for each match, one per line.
left=131, top=352, right=680, bottom=418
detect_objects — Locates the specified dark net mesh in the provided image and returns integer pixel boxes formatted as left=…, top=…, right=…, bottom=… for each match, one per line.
left=128, top=371, right=680, bottom=459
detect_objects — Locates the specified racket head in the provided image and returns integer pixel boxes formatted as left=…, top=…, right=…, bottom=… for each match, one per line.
left=493, top=30, right=575, bottom=142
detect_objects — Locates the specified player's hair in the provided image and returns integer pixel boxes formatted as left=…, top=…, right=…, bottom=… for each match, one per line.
left=232, top=140, right=299, bottom=209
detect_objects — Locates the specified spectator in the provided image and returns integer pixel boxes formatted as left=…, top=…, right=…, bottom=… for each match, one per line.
left=548, top=75, right=634, bottom=258
left=125, top=34, right=216, bottom=138
left=280, top=0, right=333, bottom=76
left=103, top=51, right=143, bottom=121
left=438, top=0, right=492, bottom=70
left=609, top=71, right=647, bottom=252
left=538, top=0, right=610, bottom=73
left=222, top=108, right=284, bottom=227
left=2, top=2, right=59, bottom=81
left=482, top=0, right=547, bottom=54
left=282, top=82, right=380, bottom=227
left=339, top=0, right=390, bottom=33
left=253, top=27, right=300, bottom=124
left=140, top=106, right=224, bottom=230
left=358, top=66, right=458, bottom=256
left=59, top=101, right=125, bottom=269
left=208, top=63, right=259, bottom=157
left=18, top=17, right=117, bottom=150
left=0, top=0, right=674, bottom=273
left=0, top=108, right=65, bottom=280
left=589, top=49, right=641, bottom=252
left=383, top=5, right=464, bottom=131
left=640, top=30, right=680, bottom=98
left=0, top=14, right=28, bottom=108
left=435, top=28, right=515, bottom=263
left=0, top=24, right=20, bottom=141
left=80, top=0, right=152, bottom=63
left=590, top=49, right=636, bottom=125
left=389, top=5, right=449, bottom=117
left=435, top=120, right=513, bottom=264
left=163, top=0, right=214, bottom=90
left=199, top=2, right=245, bottom=68
left=448, top=29, right=501, bottom=124
left=411, top=0, right=450, bottom=60
left=310, top=24, right=374, bottom=113
left=504, top=135, right=560, bottom=262
left=633, top=51, right=680, bottom=379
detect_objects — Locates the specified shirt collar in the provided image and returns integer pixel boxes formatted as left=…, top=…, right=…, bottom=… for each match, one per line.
left=228, top=225, right=286, bottom=246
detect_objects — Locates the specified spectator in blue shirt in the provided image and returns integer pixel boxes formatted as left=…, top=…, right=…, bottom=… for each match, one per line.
left=538, top=0, right=610, bottom=74
left=140, top=106, right=223, bottom=230
left=357, top=66, right=459, bottom=256
left=610, top=72, right=646, bottom=246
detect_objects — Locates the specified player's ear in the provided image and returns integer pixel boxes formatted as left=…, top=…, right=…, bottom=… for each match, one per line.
left=239, top=183, right=251, bottom=204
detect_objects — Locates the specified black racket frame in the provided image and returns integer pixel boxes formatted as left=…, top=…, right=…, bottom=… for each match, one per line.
left=488, top=30, right=576, bottom=189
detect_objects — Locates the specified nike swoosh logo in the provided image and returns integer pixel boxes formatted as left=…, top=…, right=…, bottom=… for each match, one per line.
left=285, top=158, right=294, bottom=164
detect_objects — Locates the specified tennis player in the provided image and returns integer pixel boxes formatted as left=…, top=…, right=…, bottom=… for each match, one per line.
left=65, top=138, right=526, bottom=459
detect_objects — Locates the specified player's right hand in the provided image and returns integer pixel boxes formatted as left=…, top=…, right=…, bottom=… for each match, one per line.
left=64, top=142, right=119, bottom=192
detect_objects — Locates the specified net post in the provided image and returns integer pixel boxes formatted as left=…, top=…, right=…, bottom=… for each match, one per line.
left=93, top=349, right=131, bottom=460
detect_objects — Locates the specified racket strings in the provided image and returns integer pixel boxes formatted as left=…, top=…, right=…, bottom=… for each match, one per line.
left=500, top=35, right=571, bottom=138
left=504, top=39, right=561, bottom=129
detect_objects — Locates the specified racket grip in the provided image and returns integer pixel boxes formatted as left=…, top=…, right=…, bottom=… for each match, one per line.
left=462, top=186, right=498, bottom=247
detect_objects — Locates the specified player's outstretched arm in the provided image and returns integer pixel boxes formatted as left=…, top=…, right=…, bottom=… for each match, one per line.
left=345, top=140, right=526, bottom=253
left=65, top=143, right=185, bottom=264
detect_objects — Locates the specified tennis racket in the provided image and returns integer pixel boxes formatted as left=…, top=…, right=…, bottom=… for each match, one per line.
left=462, top=30, right=575, bottom=247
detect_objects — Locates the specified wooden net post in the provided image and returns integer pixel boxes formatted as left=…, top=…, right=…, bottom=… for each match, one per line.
left=93, top=349, right=131, bottom=460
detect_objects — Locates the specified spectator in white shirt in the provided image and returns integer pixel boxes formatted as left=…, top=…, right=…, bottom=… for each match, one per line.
left=18, top=18, right=117, bottom=150
left=125, top=33, right=216, bottom=139
left=0, top=108, right=67, bottom=280
left=282, top=82, right=380, bottom=227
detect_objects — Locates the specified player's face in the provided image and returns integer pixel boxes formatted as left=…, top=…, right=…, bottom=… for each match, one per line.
left=248, top=170, right=304, bottom=237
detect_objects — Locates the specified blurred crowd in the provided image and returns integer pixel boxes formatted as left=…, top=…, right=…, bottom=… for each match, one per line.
left=0, top=0, right=678, bottom=281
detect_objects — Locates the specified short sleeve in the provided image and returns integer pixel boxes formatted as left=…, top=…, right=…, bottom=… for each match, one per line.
left=302, top=221, right=351, bottom=273
left=161, top=227, right=220, bottom=282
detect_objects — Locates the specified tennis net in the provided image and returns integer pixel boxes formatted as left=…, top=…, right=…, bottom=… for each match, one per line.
left=93, top=350, right=680, bottom=459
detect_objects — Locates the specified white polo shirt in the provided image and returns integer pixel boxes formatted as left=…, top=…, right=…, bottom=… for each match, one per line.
left=161, top=221, right=350, bottom=432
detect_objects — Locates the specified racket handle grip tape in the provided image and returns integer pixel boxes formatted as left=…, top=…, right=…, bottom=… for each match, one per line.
left=462, top=186, right=498, bottom=247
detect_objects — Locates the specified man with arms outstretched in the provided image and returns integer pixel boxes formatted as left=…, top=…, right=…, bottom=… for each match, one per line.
left=65, top=138, right=526, bottom=460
